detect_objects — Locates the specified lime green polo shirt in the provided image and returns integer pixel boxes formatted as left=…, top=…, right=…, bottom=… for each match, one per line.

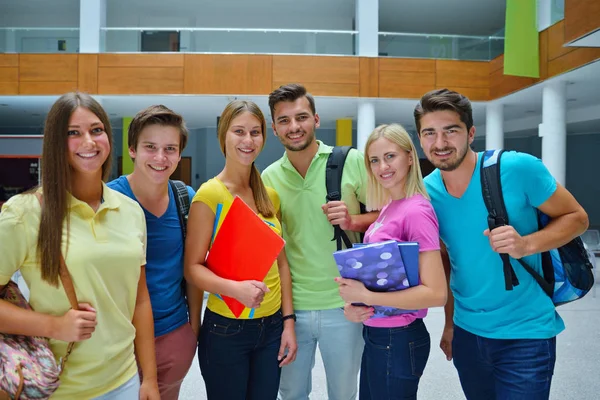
left=262, top=141, right=367, bottom=310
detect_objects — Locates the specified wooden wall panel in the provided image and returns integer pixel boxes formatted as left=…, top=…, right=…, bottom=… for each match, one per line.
left=379, top=58, right=435, bottom=99
left=184, top=55, right=272, bottom=95
left=564, top=0, right=600, bottom=44
left=19, top=81, right=79, bottom=95
left=272, top=56, right=359, bottom=96
left=78, top=54, right=98, bottom=94
left=539, top=29, right=549, bottom=80
left=489, top=69, right=537, bottom=99
left=436, top=60, right=489, bottom=88
left=359, top=58, right=379, bottom=97
left=0, top=54, right=18, bottom=67
left=548, top=47, right=600, bottom=77
left=0, top=82, right=18, bottom=95
left=547, top=21, right=575, bottom=61
left=99, top=54, right=184, bottom=68
left=98, top=67, right=184, bottom=94
left=489, top=55, right=504, bottom=74
left=19, top=54, right=78, bottom=81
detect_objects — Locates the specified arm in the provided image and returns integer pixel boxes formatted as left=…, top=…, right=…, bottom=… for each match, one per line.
left=321, top=202, right=379, bottom=233
left=132, top=266, right=160, bottom=399
left=486, top=184, right=589, bottom=258
left=186, top=282, right=203, bottom=337
left=439, top=241, right=454, bottom=361
left=0, top=291, right=97, bottom=341
left=276, top=247, right=297, bottom=366
left=349, top=211, right=380, bottom=233
left=0, top=202, right=97, bottom=342
left=183, top=201, right=267, bottom=308
left=336, top=249, right=447, bottom=310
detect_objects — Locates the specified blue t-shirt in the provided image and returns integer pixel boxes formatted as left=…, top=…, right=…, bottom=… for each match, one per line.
left=424, top=151, right=565, bottom=339
left=107, top=176, right=195, bottom=337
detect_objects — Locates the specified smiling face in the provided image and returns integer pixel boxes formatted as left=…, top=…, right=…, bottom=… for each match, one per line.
left=67, top=107, right=111, bottom=178
left=129, top=124, right=181, bottom=184
left=367, top=137, right=413, bottom=197
left=418, top=110, right=474, bottom=171
left=271, top=97, right=320, bottom=152
left=224, top=111, right=264, bottom=166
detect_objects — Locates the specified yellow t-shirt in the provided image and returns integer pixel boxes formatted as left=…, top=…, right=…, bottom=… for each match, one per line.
left=0, top=184, right=146, bottom=399
left=192, top=177, right=282, bottom=319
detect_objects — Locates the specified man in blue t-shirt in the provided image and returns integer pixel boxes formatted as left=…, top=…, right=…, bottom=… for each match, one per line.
left=413, top=89, right=588, bottom=400
left=108, top=105, right=201, bottom=400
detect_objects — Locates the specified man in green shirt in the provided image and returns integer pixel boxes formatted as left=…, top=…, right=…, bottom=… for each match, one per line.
left=262, top=83, right=376, bottom=400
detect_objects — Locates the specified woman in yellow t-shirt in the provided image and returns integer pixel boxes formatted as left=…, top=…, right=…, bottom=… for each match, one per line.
left=0, top=92, right=159, bottom=399
left=185, top=100, right=297, bottom=400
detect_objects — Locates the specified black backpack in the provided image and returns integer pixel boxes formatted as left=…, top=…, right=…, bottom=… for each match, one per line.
left=480, top=149, right=594, bottom=306
left=325, top=146, right=366, bottom=251
left=169, top=180, right=190, bottom=240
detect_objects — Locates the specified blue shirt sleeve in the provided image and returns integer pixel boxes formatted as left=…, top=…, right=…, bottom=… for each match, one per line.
left=505, top=152, right=557, bottom=208
left=186, top=185, right=196, bottom=200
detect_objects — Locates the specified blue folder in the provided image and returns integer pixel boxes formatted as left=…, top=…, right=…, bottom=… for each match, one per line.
left=333, top=240, right=420, bottom=318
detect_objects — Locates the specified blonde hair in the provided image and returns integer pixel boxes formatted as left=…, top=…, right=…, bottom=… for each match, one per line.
left=217, top=100, right=275, bottom=218
left=364, top=124, right=429, bottom=211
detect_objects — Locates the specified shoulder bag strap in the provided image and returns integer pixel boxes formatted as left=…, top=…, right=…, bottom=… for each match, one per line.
left=35, top=192, right=79, bottom=374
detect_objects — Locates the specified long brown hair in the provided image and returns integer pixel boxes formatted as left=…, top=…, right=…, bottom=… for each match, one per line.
left=217, top=100, right=275, bottom=218
left=38, top=92, right=113, bottom=286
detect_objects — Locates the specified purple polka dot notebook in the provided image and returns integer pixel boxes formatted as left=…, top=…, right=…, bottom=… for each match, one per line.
left=333, top=240, right=419, bottom=318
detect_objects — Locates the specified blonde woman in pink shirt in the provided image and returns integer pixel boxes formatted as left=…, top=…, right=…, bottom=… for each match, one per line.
left=335, top=124, right=447, bottom=400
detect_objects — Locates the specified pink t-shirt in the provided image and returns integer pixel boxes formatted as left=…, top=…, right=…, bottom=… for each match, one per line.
left=363, top=193, right=440, bottom=328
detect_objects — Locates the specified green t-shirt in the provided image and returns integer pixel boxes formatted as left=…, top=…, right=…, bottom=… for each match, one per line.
left=262, top=141, right=367, bottom=310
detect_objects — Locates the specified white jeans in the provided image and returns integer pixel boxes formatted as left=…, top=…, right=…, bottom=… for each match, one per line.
left=93, top=374, right=140, bottom=400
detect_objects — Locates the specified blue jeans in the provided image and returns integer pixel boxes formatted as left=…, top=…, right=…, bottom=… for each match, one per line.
left=198, top=308, right=283, bottom=400
left=360, top=319, right=430, bottom=400
left=452, top=324, right=557, bottom=400
left=279, top=308, right=363, bottom=400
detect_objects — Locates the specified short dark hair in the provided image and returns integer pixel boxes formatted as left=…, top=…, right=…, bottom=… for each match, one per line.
left=128, top=105, right=189, bottom=153
left=414, top=89, right=474, bottom=134
left=268, top=83, right=316, bottom=121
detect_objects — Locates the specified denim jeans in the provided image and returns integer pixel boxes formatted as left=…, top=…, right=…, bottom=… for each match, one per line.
left=278, top=308, right=363, bottom=400
left=452, top=324, right=557, bottom=400
left=359, top=318, right=430, bottom=400
left=198, top=308, right=283, bottom=400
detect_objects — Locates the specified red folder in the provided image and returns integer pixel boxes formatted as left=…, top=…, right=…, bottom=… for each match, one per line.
left=205, top=196, right=285, bottom=318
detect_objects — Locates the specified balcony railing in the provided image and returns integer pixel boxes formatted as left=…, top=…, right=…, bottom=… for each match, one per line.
left=102, top=27, right=357, bottom=55
left=0, top=27, right=505, bottom=61
left=0, top=28, right=80, bottom=53
left=379, top=32, right=504, bottom=61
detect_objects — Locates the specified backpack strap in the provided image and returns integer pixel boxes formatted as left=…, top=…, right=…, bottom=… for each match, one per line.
left=480, top=149, right=520, bottom=291
left=170, top=180, right=190, bottom=240
left=326, top=146, right=353, bottom=251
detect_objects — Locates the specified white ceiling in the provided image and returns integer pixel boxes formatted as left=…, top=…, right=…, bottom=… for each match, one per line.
left=567, top=29, right=600, bottom=48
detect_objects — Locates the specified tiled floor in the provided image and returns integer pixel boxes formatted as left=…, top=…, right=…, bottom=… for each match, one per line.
left=180, top=283, right=600, bottom=399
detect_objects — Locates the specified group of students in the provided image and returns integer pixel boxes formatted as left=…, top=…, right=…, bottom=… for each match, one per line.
left=0, top=83, right=589, bottom=400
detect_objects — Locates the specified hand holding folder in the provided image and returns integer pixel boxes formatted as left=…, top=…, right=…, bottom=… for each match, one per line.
left=205, top=196, right=285, bottom=317
left=333, top=240, right=420, bottom=318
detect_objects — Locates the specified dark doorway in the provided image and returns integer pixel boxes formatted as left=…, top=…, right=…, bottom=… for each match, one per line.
left=141, top=31, right=180, bottom=52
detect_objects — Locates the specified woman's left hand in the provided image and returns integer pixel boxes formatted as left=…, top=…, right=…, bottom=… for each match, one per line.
left=335, top=277, right=369, bottom=304
left=139, top=378, right=160, bottom=400
left=278, top=322, right=297, bottom=367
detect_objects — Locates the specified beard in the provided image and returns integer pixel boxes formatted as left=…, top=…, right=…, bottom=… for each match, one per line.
left=430, top=142, right=469, bottom=172
left=279, top=127, right=316, bottom=152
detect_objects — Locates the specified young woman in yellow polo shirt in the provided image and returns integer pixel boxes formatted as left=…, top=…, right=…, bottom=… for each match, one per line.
left=0, top=92, right=159, bottom=399
left=184, top=100, right=297, bottom=400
